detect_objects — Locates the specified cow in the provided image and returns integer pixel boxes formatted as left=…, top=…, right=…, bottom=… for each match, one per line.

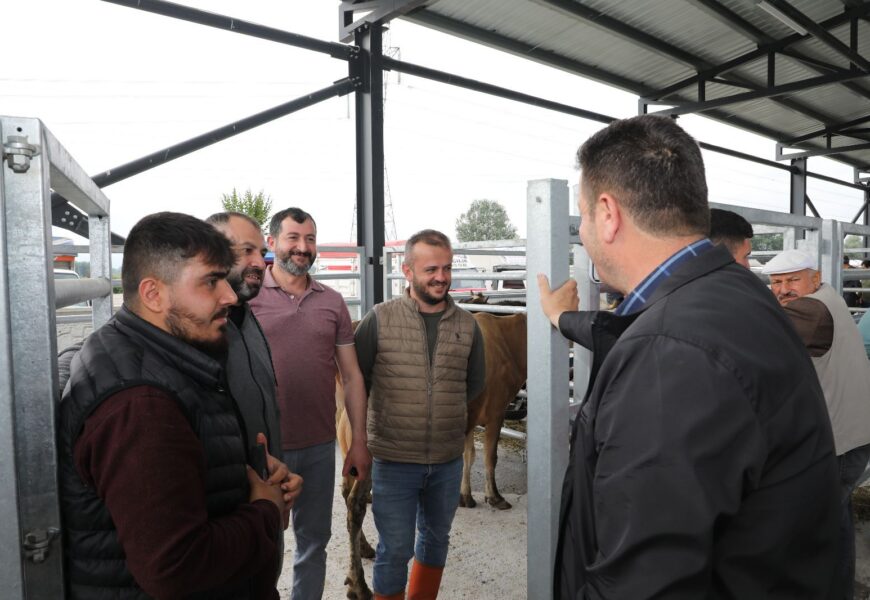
left=459, top=311, right=527, bottom=510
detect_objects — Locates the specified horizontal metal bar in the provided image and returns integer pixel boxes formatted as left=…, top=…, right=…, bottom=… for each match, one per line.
left=53, top=245, right=126, bottom=255
left=459, top=303, right=527, bottom=314
left=777, top=141, right=870, bottom=160
left=453, top=239, right=527, bottom=249
left=54, top=277, right=111, bottom=309
left=312, top=272, right=361, bottom=281
left=381, top=56, right=614, bottom=125
left=806, top=169, right=869, bottom=191
left=709, top=201, right=820, bottom=228
left=698, top=141, right=794, bottom=172
left=101, top=0, right=356, bottom=59
left=36, top=122, right=111, bottom=217
left=780, top=115, right=870, bottom=146
left=92, top=79, right=355, bottom=188
left=652, top=70, right=870, bottom=117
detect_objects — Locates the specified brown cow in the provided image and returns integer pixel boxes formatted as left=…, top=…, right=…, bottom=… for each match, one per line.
left=459, top=311, right=527, bottom=510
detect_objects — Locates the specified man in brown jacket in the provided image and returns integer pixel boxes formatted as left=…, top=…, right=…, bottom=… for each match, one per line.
left=354, top=229, right=486, bottom=600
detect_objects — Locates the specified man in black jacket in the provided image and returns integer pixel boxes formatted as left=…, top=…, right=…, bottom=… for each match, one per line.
left=538, top=115, right=839, bottom=599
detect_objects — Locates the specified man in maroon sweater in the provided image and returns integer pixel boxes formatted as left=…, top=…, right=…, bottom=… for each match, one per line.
left=60, top=212, right=287, bottom=599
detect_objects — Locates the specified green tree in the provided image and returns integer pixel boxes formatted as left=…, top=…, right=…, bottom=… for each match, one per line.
left=455, top=199, right=518, bottom=243
left=751, top=232, right=783, bottom=252
left=220, top=188, right=272, bottom=228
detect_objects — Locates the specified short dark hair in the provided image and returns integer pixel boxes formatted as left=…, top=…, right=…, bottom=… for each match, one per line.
left=122, top=212, right=234, bottom=307
left=205, top=211, right=261, bottom=231
left=578, top=115, right=709, bottom=237
left=709, top=209, right=753, bottom=245
left=269, top=207, right=316, bottom=239
left=404, top=229, right=452, bottom=266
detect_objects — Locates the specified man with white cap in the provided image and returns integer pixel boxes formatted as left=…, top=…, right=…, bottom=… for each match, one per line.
left=763, top=248, right=870, bottom=599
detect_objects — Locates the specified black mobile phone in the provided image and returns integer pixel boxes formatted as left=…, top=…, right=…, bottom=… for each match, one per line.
left=250, top=443, right=268, bottom=480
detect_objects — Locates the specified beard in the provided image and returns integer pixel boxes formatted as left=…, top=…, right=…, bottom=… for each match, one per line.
left=276, top=249, right=315, bottom=276
left=166, top=305, right=229, bottom=357
left=227, top=265, right=263, bottom=303
left=411, top=277, right=449, bottom=306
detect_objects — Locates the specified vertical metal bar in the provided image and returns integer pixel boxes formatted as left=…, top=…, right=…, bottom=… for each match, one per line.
left=89, top=213, right=113, bottom=328
left=571, top=242, right=596, bottom=419
left=355, top=23, right=385, bottom=309
left=820, top=219, right=842, bottom=291
left=0, top=121, right=26, bottom=600
left=2, top=116, right=65, bottom=596
left=790, top=157, right=808, bottom=216
left=526, top=178, right=571, bottom=600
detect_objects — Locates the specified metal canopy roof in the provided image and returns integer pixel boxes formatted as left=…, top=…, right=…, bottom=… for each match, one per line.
left=393, top=0, right=870, bottom=173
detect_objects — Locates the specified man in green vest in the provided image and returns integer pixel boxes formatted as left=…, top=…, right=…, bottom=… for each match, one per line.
left=354, top=229, right=486, bottom=600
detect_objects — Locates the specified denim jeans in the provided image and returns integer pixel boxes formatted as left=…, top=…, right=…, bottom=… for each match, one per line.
left=281, top=440, right=336, bottom=600
left=834, top=443, right=870, bottom=600
left=371, top=456, right=463, bottom=596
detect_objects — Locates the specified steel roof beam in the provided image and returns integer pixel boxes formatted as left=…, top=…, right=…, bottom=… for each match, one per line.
left=762, top=0, right=870, bottom=72
left=649, top=4, right=870, bottom=99
left=101, top=0, right=356, bottom=60
left=777, top=140, right=870, bottom=159
left=339, top=0, right=429, bottom=43
left=530, top=0, right=710, bottom=70
left=780, top=114, right=870, bottom=145
left=404, top=10, right=654, bottom=96
left=650, top=69, right=870, bottom=116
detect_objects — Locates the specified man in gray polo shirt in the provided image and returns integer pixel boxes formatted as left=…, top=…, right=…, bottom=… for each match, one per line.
left=250, top=207, right=371, bottom=600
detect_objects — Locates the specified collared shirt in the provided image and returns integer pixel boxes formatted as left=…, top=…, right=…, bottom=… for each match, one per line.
left=249, top=266, right=354, bottom=450
left=615, top=238, right=714, bottom=316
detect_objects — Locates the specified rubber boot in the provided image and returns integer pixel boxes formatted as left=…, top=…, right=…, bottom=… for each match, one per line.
left=407, top=559, right=444, bottom=600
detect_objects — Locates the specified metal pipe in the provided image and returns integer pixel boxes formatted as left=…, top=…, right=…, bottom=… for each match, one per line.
left=91, top=79, right=355, bottom=188
left=54, top=278, right=111, bottom=310
left=100, top=0, right=355, bottom=59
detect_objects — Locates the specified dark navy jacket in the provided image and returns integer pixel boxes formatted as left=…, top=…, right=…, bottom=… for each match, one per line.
left=555, top=245, right=839, bottom=599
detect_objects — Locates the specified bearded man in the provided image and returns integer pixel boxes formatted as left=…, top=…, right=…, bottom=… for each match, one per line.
left=249, top=206, right=371, bottom=600
left=353, top=229, right=486, bottom=600
left=59, top=212, right=285, bottom=599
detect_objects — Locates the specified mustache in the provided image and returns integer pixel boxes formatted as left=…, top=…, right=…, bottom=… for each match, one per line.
left=777, top=291, right=799, bottom=299
left=212, top=308, right=229, bottom=321
left=241, top=265, right=263, bottom=278
left=289, top=250, right=313, bottom=259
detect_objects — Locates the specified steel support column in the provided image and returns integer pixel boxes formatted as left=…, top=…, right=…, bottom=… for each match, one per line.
left=354, top=23, right=385, bottom=311
left=791, top=157, right=808, bottom=216
left=526, top=178, right=571, bottom=599
left=1, top=116, right=66, bottom=598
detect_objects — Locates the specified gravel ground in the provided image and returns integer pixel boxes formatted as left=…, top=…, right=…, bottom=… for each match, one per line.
left=277, top=437, right=529, bottom=599
left=275, top=438, right=870, bottom=600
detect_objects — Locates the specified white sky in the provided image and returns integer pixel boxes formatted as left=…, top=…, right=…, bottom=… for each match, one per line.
left=4, top=1, right=866, bottom=245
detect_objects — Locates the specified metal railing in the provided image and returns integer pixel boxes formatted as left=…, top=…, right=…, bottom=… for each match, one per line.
left=1, top=115, right=115, bottom=598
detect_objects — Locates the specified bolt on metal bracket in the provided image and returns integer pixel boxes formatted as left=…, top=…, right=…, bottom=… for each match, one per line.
left=23, top=527, right=60, bottom=563
left=3, top=135, right=41, bottom=173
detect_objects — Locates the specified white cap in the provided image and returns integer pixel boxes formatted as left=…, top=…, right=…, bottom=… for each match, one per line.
left=761, top=249, right=817, bottom=275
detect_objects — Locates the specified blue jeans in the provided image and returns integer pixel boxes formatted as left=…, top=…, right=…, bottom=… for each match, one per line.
left=282, top=440, right=335, bottom=600
left=371, top=457, right=463, bottom=596
left=834, top=443, right=870, bottom=600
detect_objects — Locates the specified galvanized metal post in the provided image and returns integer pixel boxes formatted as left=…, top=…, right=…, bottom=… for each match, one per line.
left=90, top=213, right=113, bottom=328
left=1, top=116, right=65, bottom=597
left=0, top=121, right=26, bottom=600
left=820, top=219, right=842, bottom=291
left=354, top=22, right=385, bottom=310
left=526, top=178, right=571, bottom=599
left=790, top=157, right=808, bottom=216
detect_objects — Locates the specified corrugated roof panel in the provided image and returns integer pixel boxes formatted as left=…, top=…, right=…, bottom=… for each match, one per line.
left=410, top=0, right=870, bottom=168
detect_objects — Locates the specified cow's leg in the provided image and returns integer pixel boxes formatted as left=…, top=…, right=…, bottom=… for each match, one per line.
left=484, top=419, right=512, bottom=510
left=344, top=476, right=373, bottom=600
left=458, top=429, right=477, bottom=508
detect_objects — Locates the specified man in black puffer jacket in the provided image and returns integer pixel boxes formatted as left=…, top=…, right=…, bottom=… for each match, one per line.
left=59, top=212, right=285, bottom=599
left=539, top=116, right=839, bottom=599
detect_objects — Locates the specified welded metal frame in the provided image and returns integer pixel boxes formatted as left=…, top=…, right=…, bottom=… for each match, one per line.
left=0, top=115, right=113, bottom=598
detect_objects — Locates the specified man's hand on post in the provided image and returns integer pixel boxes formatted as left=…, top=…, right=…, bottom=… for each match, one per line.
left=537, top=273, right=579, bottom=328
